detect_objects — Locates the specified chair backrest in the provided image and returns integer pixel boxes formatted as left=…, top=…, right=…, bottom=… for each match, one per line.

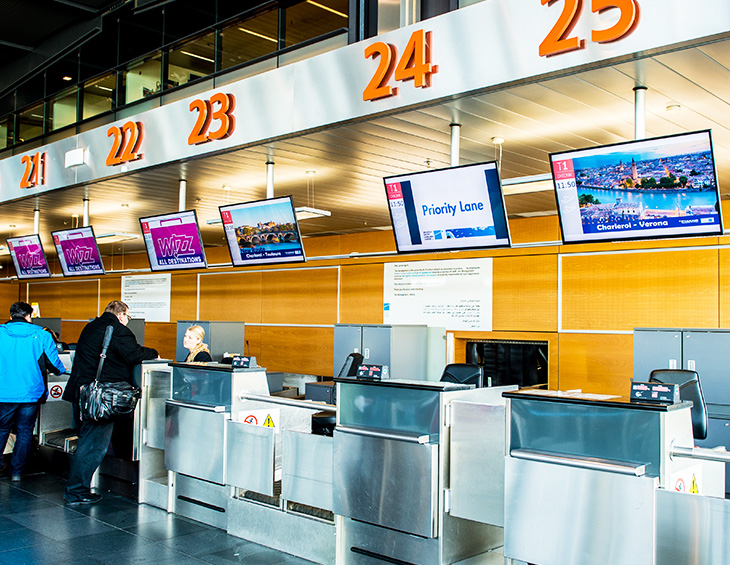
left=649, top=369, right=708, bottom=440
left=440, top=363, right=485, bottom=387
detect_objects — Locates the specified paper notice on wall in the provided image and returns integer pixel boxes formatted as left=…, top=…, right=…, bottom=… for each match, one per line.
left=121, top=273, right=171, bottom=322
left=383, top=258, right=492, bottom=331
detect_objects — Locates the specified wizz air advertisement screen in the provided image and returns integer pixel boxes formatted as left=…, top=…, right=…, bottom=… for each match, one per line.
left=52, top=227, right=105, bottom=276
left=219, top=196, right=306, bottom=267
left=7, top=234, right=51, bottom=279
left=551, top=130, right=723, bottom=243
left=139, top=210, right=207, bottom=271
left=384, top=161, right=510, bottom=253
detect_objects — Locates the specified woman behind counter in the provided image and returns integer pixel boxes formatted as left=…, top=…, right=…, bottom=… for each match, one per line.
left=183, top=325, right=213, bottom=362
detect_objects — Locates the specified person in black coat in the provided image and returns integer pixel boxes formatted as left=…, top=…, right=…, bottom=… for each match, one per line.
left=63, top=300, right=158, bottom=506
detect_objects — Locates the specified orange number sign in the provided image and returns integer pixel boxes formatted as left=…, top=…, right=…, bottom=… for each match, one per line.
left=106, top=121, right=144, bottom=166
left=20, top=152, right=45, bottom=188
left=539, top=0, right=639, bottom=57
left=188, top=93, right=236, bottom=145
left=363, top=30, right=438, bottom=102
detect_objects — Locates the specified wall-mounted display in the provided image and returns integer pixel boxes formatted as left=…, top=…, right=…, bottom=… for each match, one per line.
left=139, top=210, right=207, bottom=271
left=383, top=161, right=511, bottom=253
left=219, top=196, right=306, bottom=267
left=551, top=130, right=723, bottom=243
left=6, top=234, right=52, bottom=279
left=51, top=226, right=105, bottom=277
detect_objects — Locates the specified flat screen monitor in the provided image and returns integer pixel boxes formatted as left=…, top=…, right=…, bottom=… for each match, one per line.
left=550, top=130, right=723, bottom=243
left=383, top=161, right=511, bottom=253
left=6, top=234, right=51, bottom=279
left=219, top=196, right=306, bottom=267
left=52, top=226, right=105, bottom=277
left=139, top=209, right=207, bottom=271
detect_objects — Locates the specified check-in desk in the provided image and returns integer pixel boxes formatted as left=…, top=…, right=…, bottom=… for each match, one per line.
left=502, top=389, right=726, bottom=565
left=333, top=378, right=504, bottom=565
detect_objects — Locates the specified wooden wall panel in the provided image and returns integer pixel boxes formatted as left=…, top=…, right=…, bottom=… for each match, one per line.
left=198, top=272, right=263, bottom=323
left=26, top=279, right=100, bottom=320
left=100, top=277, right=122, bottom=315
left=561, top=249, right=719, bottom=331
left=0, top=283, right=19, bottom=310
left=60, top=320, right=87, bottom=344
left=558, top=333, right=634, bottom=396
left=719, top=248, right=730, bottom=328
left=509, top=215, right=560, bottom=245
left=339, top=263, right=384, bottom=324
left=261, top=267, right=338, bottom=325
left=145, top=322, right=177, bottom=359
left=259, top=326, right=334, bottom=376
left=171, top=273, right=198, bottom=321
left=493, top=254, right=558, bottom=332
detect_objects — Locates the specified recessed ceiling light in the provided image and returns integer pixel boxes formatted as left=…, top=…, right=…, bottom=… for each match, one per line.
left=666, top=103, right=681, bottom=112
left=491, top=136, right=505, bottom=145
left=62, top=76, right=73, bottom=81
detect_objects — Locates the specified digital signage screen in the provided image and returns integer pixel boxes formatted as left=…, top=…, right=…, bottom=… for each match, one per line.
left=219, top=196, right=306, bottom=267
left=6, top=234, right=52, bottom=279
left=383, top=161, right=511, bottom=253
left=550, top=130, right=723, bottom=244
left=139, top=210, right=207, bottom=271
left=52, top=226, right=105, bottom=277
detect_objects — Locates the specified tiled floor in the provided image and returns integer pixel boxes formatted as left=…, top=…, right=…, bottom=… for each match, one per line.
left=0, top=473, right=316, bottom=565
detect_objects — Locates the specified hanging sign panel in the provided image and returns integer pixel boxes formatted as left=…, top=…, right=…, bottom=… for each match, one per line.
left=384, top=258, right=492, bottom=331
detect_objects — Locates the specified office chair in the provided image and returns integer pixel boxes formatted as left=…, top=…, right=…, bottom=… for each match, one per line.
left=440, top=363, right=486, bottom=387
left=649, top=369, right=708, bottom=440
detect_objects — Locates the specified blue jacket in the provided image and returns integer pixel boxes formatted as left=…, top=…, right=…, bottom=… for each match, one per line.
left=0, top=319, right=66, bottom=403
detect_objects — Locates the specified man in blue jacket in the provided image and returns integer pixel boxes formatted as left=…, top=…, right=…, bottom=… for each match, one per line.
left=0, top=301, right=66, bottom=481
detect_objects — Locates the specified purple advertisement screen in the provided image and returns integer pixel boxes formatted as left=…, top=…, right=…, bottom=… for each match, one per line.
left=140, top=210, right=207, bottom=271
left=52, top=227, right=105, bottom=276
left=7, top=235, right=51, bottom=279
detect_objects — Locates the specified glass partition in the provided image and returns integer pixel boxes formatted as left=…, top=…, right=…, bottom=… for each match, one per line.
left=49, top=88, right=78, bottom=131
left=0, top=116, right=12, bottom=150
left=122, top=53, right=163, bottom=105
left=82, top=73, right=115, bottom=120
left=221, top=9, right=279, bottom=70
left=17, top=103, right=44, bottom=143
left=167, top=31, right=217, bottom=89
left=284, top=0, right=348, bottom=48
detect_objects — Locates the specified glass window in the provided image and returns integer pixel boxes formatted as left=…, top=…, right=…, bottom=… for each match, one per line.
left=80, top=32, right=119, bottom=82
left=0, top=116, right=12, bottom=150
left=163, top=0, right=217, bottom=44
left=15, top=73, right=45, bottom=110
left=121, top=53, right=163, bottom=105
left=167, top=31, right=217, bottom=89
left=284, top=0, right=348, bottom=48
left=46, top=53, right=79, bottom=100
left=17, top=103, right=44, bottom=143
left=82, top=74, right=116, bottom=120
left=49, top=87, right=78, bottom=131
left=220, top=10, right=279, bottom=70
left=118, top=10, right=164, bottom=67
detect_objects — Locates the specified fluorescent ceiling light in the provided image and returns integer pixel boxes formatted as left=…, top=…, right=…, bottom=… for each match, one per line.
left=238, top=27, right=277, bottom=43
left=96, top=232, right=140, bottom=244
left=307, top=0, right=347, bottom=17
left=180, top=50, right=214, bottom=63
left=95, top=85, right=113, bottom=92
left=206, top=218, right=222, bottom=225
left=0, top=246, right=9, bottom=256
left=295, top=206, right=331, bottom=220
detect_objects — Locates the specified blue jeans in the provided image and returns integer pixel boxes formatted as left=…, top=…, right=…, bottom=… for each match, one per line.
left=0, top=402, right=38, bottom=476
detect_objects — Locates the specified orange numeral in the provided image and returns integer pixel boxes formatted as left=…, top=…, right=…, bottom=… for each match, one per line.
left=363, top=29, right=437, bottom=102
left=539, top=0, right=639, bottom=57
left=20, top=152, right=45, bottom=188
left=187, top=93, right=236, bottom=145
left=106, top=121, right=143, bottom=166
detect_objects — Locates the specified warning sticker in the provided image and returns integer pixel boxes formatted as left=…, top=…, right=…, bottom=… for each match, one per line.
left=670, top=464, right=703, bottom=495
left=239, top=409, right=279, bottom=430
left=47, top=383, right=65, bottom=401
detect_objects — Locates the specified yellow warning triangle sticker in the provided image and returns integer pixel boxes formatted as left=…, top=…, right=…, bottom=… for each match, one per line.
left=690, top=475, right=699, bottom=494
left=263, top=414, right=275, bottom=428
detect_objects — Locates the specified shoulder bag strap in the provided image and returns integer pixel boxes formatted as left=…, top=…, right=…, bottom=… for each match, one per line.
left=94, top=325, right=114, bottom=383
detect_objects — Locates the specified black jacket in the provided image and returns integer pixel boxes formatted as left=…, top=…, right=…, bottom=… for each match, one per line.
left=62, top=312, right=158, bottom=402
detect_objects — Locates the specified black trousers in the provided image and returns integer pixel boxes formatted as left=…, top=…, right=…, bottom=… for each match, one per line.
left=64, top=416, right=114, bottom=502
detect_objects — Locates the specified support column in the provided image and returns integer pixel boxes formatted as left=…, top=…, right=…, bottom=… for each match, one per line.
left=633, top=85, right=647, bottom=140
left=178, top=179, right=187, bottom=212
left=33, top=208, right=40, bottom=234
left=450, top=123, right=461, bottom=167
left=266, top=161, right=275, bottom=199
left=82, top=198, right=90, bottom=227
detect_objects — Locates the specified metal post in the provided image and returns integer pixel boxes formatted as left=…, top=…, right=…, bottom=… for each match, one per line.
left=33, top=208, right=40, bottom=234
left=178, top=179, right=187, bottom=212
left=450, top=123, right=461, bottom=167
left=82, top=198, right=90, bottom=226
left=266, top=161, right=275, bottom=199
left=633, top=85, right=647, bottom=140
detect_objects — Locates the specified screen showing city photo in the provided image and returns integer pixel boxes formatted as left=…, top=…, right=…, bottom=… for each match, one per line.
left=219, top=196, right=306, bottom=267
left=139, top=210, right=207, bottom=271
left=383, top=161, right=511, bottom=253
left=52, top=226, right=105, bottom=277
left=551, top=130, right=722, bottom=243
left=6, top=234, right=52, bottom=279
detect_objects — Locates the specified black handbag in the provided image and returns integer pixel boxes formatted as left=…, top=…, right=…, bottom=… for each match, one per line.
left=79, top=325, right=141, bottom=422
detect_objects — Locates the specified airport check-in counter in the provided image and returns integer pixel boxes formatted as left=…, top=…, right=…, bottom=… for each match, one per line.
left=333, top=378, right=505, bottom=565
left=502, top=389, right=727, bottom=565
